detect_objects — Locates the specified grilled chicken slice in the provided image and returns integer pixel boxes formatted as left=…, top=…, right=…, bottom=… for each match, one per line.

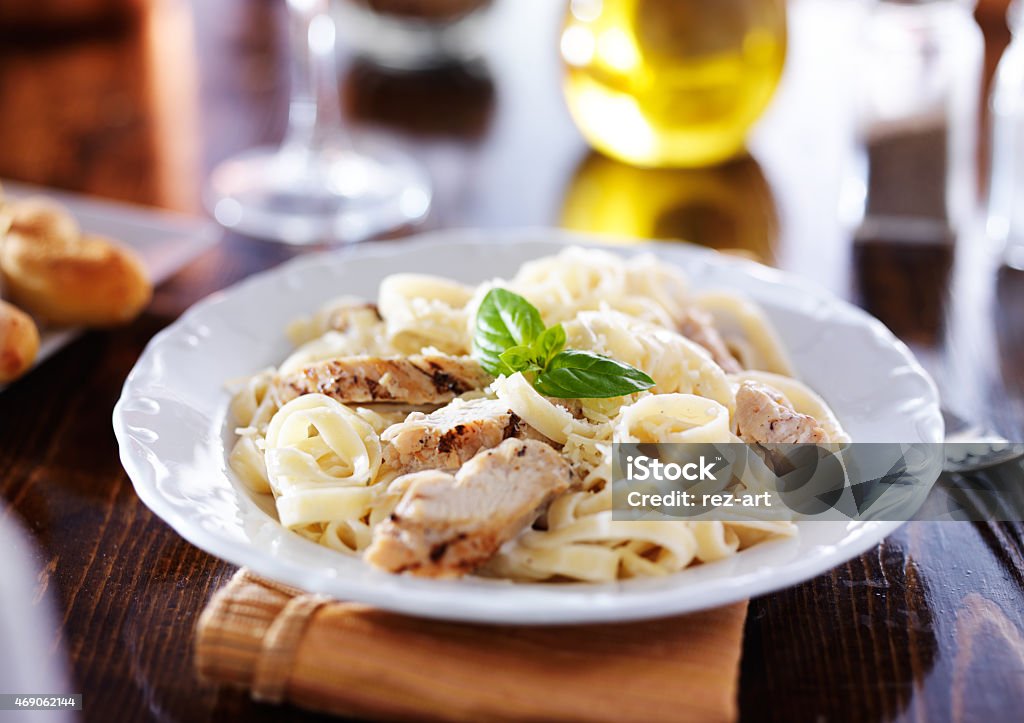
left=365, top=439, right=572, bottom=577
left=735, top=381, right=828, bottom=444
left=279, top=355, right=492, bottom=405
left=677, top=308, right=742, bottom=373
left=382, top=398, right=527, bottom=473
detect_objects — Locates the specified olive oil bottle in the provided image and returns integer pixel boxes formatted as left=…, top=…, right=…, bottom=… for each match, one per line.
left=561, top=0, right=787, bottom=168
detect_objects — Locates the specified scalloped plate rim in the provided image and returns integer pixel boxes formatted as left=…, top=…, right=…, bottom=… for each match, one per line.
left=113, top=229, right=942, bottom=625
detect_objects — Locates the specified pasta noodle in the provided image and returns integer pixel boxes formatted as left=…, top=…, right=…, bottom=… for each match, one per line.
left=492, top=372, right=580, bottom=444
left=614, top=394, right=731, bottom=443
left=280, top=302, right=392, bottom=375
left=695, top=292, right=793, bottom=374
left=378, top=273, right=474, bottom=355
left=264, top=394, right=382, bottom=528
left=227, top=246, right=847, bottom=583
left=565, top=311, right=735, bottom=411
left=506, top=247, right=690, bottom=326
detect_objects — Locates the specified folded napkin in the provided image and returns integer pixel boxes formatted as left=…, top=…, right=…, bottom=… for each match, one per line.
left=195, top=568, right=748, bottom=722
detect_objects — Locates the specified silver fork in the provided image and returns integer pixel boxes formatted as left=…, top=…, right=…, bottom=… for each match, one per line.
left=942, top=408, right=1023, bottom=473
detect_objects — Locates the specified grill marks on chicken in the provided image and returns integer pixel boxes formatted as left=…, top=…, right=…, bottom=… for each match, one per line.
left=734, top=381, right=828, bottom=444
left=382, top=398, right=527, bottom=474
left=365, top=439, right=572, bottom=577
left=267, top=305, right=828, bottom=580
left=279, top=355, right=492, bottom=405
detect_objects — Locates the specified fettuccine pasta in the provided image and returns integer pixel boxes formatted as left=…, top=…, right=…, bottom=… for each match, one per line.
left=227, top=247, right=847, bottom=582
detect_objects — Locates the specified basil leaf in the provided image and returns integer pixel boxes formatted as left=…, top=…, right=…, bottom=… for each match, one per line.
left=472, top=288, right=546, bottom=376
left=533, top=350, right=655, bottom=399
left=499, top=345, right=539, bottom=373
left=532, top=323, right=566, bottom=366
left=471, top=289, right=648, bottom=399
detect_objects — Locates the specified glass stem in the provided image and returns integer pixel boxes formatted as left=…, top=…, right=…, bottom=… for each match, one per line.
left=284, top=0, right=347, bottom=152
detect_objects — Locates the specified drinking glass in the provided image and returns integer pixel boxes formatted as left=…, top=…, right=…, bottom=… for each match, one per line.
left=989, top=0, right=1024, bottom=269
left=205, top=0, right=432, bottom=245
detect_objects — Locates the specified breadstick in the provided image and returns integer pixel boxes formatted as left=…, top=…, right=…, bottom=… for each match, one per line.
left=0, top=197, right=152, bottom=327
left=0, top=299, right=40, bottom=383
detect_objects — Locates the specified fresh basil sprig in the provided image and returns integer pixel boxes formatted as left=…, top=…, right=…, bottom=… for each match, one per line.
left=531, top=350, right=656, bottom=398
left=471, top=288, right=545, bottom=376
left=471, top=288, right=655, bottom=399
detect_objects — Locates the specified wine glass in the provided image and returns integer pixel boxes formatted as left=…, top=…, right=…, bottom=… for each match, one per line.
left=204, top=0, right=432, bottom=245
left=989, top=0, right=1024, bottom=270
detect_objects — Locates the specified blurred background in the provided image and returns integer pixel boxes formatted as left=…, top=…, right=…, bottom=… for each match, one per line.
left=0, top=1, right=1014, bottom=245
left=2, top=4, right=1024, bottom=719
left=0, top=0, right=1019, bottom=429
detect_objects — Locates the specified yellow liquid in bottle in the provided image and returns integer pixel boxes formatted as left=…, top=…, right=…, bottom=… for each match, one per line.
left=561, top=0, right=787, bottom=168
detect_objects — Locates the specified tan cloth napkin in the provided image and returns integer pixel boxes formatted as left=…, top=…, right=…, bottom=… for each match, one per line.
left=195, top=568, right=748, bottom=722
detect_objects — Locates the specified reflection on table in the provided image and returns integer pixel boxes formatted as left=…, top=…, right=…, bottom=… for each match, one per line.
left=561, top=151, right=778, bottom=265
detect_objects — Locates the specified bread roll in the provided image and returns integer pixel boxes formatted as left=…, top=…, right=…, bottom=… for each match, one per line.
left=0, top=197, right=152, bottom=327
left=0, top=182, right=12, bottom=238
left=5, top=196, right=80, bottom=243
left=0, top=299, right=40, bottom=383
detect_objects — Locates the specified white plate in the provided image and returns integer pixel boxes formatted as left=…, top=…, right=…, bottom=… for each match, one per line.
left=113, top=230, right=943, bottom=625
left=1, top=180, right=217, bottom=390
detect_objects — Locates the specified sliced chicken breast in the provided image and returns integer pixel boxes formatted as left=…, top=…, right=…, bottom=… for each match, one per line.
left=382, top=398, right=524, bottom=474
left=279, top=355, right=492, bottom=405
left=735, top=381, right=828, bottom=444
left=365, top=438, right=572, bottom=577
left=677, top=308, right=742, bottom=374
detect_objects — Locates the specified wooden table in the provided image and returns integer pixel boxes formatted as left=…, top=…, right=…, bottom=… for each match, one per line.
left=1, top=0, right=1022, bottom=720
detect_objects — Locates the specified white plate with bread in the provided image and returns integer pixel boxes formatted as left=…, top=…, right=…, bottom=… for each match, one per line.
left=0, top=180, right=216, bottom=388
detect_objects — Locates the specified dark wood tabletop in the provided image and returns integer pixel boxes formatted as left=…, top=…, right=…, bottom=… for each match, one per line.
left=1, top=0, right=1022, bottom=721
